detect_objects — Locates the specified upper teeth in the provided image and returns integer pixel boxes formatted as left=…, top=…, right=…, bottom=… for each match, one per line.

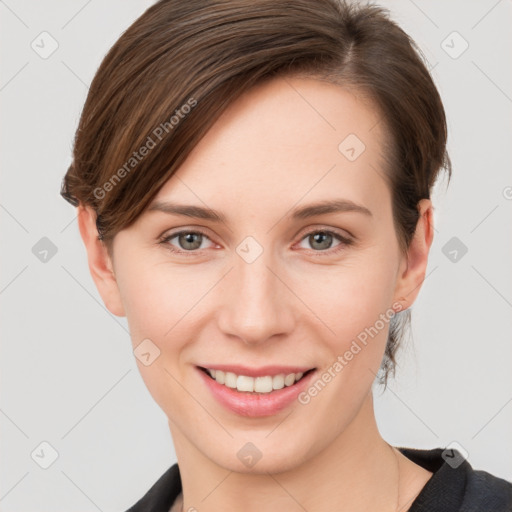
left=207, top=369, right=305, bottom=393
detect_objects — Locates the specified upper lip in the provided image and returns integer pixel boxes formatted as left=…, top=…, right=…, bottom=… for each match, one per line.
left=197, top=364, right=315, bottom=378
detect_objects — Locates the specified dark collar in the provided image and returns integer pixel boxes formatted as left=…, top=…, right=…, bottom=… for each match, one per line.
left=126, top=447, right=512, bottom=511
left=398, top=446, right=512, bottom=511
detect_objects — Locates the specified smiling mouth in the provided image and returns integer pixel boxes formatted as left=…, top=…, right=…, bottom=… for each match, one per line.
left=198, top=366, right=315, bottom=394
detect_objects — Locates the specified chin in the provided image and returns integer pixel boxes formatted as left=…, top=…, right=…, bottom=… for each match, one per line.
left=204, top=434, right=315, bottom=476
left=224, top=452, right=305, bottom=475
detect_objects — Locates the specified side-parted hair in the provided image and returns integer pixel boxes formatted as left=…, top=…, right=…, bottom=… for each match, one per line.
left=61, top=0, right=451, bottom=385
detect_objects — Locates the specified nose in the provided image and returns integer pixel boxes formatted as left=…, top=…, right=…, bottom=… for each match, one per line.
left=216, top=248, right=295, bottom=346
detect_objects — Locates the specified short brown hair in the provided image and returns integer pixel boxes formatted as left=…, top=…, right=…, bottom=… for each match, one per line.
left=61, top=0, right=451, bottom=385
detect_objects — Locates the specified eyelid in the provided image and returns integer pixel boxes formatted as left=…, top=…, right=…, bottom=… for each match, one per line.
left=159, top=224, right=354, bottom=255
left=159, top=228, right=217, bottom=251
left=292, top=226, right=354, bottom=256
left=160, top=224, right=354, bottom=242
left=294, top=224, right=354, bottom=243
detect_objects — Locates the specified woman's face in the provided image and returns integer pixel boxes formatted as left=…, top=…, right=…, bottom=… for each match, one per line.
left=97, top=76, right=428, bottom=473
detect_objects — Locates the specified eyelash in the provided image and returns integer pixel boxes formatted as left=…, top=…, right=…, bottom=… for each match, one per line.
left=158, top=227, right=354, bottom=257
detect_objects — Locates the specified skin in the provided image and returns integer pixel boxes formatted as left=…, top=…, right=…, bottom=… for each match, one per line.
left=78, top=76, right=434, bottom=511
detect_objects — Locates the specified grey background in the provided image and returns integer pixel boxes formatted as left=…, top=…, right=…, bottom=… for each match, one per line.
left=1, top=0, right=511, bottom=510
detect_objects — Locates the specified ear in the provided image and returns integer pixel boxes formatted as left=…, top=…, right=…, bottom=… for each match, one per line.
left=392, top=198, right=434, bottom=311
left=77, top=205, right=126, bottom=317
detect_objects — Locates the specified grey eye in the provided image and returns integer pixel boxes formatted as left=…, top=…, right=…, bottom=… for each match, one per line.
left=299, top=231, right=341, bottom=251
left=177, top=232, right=204, bottom=250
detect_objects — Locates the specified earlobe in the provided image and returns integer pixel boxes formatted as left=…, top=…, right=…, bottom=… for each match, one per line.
left=392, top=199, right=434, bottom=310
left=77, top=205, right=126, bottom=317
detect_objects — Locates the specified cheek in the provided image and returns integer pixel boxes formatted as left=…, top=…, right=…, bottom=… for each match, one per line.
left=293, top=254, right=399, bottom=421
left=114, top=261, right=202, bottom=413
left=297, top=247, right=399, bottom=342
left=115, top=259, right=198, bottom=344
left=293, top=246, right=400, bottom=407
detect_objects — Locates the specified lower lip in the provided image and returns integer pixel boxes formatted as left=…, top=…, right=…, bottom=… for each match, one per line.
left=197, top=367, right=316, bottom=417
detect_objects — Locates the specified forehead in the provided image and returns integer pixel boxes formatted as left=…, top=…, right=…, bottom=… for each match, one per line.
left=153, top=76, right=389, bottom=219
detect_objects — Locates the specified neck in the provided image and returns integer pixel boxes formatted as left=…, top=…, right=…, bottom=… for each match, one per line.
left=170, top=391, right=400, bottom=512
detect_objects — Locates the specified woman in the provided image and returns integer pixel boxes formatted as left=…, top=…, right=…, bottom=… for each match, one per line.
left=61, top=0, right=512, bottom=510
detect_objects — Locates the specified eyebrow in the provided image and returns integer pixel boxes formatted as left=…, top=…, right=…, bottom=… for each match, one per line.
left=147, top=198, right=372, bottom=223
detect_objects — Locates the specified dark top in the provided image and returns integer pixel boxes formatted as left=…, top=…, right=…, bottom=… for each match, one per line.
left=125, top=447, right=512, bottom=511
